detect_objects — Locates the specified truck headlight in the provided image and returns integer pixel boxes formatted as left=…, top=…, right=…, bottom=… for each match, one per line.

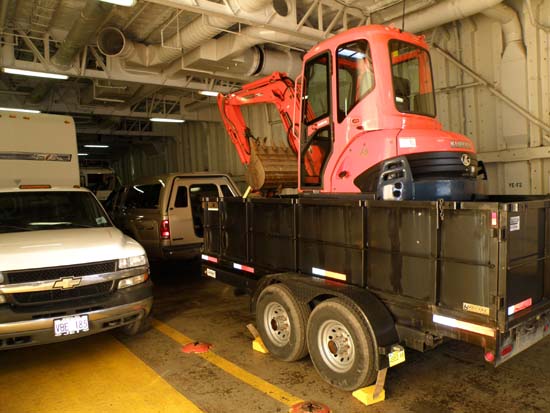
left=118, top=255, right=148, bottom=269
left=118, top=273, right=149, bottom=289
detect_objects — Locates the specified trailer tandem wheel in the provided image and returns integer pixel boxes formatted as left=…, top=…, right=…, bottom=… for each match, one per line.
left=307, top=298, right=377, bottom=391
left=256, top=284, right=311, bottom=361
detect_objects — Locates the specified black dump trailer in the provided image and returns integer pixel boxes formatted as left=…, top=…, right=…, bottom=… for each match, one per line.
left=201, top=195, right=550, bottom=390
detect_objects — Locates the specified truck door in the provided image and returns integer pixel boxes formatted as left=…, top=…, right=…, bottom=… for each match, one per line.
left=300, top=52, right=332, bottom=190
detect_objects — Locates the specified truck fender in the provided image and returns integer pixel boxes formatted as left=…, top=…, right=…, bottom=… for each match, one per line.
left=251, top=273, right=399, bottom=370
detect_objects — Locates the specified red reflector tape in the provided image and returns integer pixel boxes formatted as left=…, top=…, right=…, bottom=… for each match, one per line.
left=233, top=262, right=254, bottom=273
left=433, top=314, right=495, bottom=337
left=312, top=267, right=346, bottom=281
left=201, top=254, right=218, bottom=263
left=508, top=297, right=532, bottom=316
left=491, top=211, right=498, bottom=227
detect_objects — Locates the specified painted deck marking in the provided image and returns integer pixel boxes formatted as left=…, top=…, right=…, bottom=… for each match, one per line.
left=152, top=318, right=303, bottom=407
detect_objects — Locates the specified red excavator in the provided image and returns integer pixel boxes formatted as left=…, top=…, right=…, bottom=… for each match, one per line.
left=218, top=25, right=485, bottom=200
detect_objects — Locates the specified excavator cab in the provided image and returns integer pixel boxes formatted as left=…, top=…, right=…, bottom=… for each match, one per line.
left=297, top=25, right=480, bottom=199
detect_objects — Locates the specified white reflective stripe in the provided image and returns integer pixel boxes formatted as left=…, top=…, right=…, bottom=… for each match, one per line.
left=201, top=254, right=208, bottom=260
left=433, top=314, right=495, bottom=337
left=233, top=263, right=242, bottom=270
left=312, top=267, right=346, bottom=281
left=507, top=297, right=532, bottom=316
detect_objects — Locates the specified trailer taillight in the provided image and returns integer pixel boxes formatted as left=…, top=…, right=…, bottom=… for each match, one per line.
left=160, top=219, right=170, bottom=239
left=484, top=351, right=495, bottom=363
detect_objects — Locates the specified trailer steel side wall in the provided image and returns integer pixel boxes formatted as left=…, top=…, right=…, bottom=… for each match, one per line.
left=202, top=196, right=550, bottom=365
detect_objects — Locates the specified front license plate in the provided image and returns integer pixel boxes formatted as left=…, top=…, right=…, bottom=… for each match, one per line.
left=54, top=315, right=90, bottom=337
left=388, top=345, right=406, bottom=367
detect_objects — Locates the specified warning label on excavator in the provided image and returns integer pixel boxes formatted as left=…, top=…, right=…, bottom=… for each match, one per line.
left=399, top=138, right=416, bottom=148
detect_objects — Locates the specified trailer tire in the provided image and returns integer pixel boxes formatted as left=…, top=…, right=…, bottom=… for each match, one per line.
left=256, top=284, right=310, bottom=361
left=307, top=298, right=376, bottom=391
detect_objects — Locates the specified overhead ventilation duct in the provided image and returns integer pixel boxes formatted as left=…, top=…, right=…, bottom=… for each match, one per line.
left=52, top=0, right=113, bottom=68
left=481, top=3, right=523, bottom=48
left=97, top=0, right=273, bottom=67
left=180, top=26, right=310, bottom=78
left=385, top=0, right=503, bottom=33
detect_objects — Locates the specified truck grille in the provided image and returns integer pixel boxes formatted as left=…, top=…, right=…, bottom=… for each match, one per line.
left=11, top=281, right=114, bottom=306
left=5, top=261, right=117, bottom=284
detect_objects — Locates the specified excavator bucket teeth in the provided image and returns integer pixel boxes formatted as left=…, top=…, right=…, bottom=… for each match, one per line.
left=246, top=140, right=297, bottom=190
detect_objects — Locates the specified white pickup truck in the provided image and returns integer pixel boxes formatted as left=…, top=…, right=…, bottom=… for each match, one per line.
left=0, top=112, right=153, bottom=349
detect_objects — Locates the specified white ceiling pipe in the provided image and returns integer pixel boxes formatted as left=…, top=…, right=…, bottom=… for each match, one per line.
left=97, top=0, right=273, bottom=67
left=481, top=3, right=523, bottom=47
left=257, top=49, right=303, bottom=78
left=385, top=0, right=504, bottom=33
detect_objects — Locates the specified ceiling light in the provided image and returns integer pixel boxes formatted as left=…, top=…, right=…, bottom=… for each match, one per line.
left=78, top=153, right=89, bottom=156
left=0, top=107, right=41, bottom=114
left=150, top=118, right=185, bottom=123
left=3, top=68, right=69, bottom=80
left=99, top=0, right=136, bottom=6
left=199, top=90, right=220, bottom=97
left=84, top=145, right=109, bottom=148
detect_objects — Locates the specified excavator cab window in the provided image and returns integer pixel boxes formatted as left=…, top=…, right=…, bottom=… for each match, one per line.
left=336, top=40, right=375, bottom=122
left=389, top=40, right=436, bottom=117
left=301, top=53, right=332, bottom=188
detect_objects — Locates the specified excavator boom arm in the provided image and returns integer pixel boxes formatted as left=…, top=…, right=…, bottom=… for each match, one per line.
left=217, top=72, right=300, bottom=166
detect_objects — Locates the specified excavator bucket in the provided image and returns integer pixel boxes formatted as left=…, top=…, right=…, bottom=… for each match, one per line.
left=246, top=139, right=297, bottom=191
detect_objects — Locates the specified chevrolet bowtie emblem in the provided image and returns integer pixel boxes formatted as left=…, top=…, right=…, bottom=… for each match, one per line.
left=52, top=277, right=82, bottom=290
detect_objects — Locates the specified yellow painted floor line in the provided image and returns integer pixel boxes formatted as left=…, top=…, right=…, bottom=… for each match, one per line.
left=152, top=318, right=304, bottom=407
left=0, top=334, right=204, bottom=413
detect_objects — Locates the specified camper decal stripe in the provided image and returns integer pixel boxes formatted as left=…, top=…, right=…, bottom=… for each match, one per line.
left=0, top=151, right=72, bottom=162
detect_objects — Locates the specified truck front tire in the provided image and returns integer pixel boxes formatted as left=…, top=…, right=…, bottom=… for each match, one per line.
left=256, top=284, right=310, bottom=361
left=307, top=298, right=376, bottom=391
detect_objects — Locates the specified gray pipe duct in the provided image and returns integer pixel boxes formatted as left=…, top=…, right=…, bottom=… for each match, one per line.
left=98, top=0, right=273, bottom=67
left=385, top=0, right=503, bottom=33
left=52, top=0, right=112, bottom=68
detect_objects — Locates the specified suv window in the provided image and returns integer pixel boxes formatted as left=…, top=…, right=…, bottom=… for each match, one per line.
left=190, top=184, right=219, bottom=237
left=174, top=186, right=188, bottom=208
left=126, top=184, right=161, bottom=209
left=221, top=184, right=235, bottom=197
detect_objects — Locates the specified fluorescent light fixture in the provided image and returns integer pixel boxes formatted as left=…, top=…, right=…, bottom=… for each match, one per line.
left=84, top=144, right=109, bottom=148
left=99, top=0, right=136, bottom=6
left=150, top=118, right=185, bottom=123
left=199, top=90, right=219, bottom=97
left=3, top=68, right=69, bottom=80
left=78, top=153, right=89, bottom=156
left=0, top=107, right=41, bottom=114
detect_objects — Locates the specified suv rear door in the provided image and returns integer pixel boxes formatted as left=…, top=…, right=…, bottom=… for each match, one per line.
left=168, top=177, right=237, bottom=247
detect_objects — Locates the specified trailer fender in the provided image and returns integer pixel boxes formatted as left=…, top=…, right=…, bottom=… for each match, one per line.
left=252, top=273, right=399, bottom=370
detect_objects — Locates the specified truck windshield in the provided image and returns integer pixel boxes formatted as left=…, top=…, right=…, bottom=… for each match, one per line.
left=0, top=191, right=111, bottom=234
left=389, top=40, right=436, bottom=117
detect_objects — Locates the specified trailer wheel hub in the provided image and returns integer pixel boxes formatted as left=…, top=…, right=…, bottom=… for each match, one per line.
left=318, top=320, right=355, bottom=373
left=264, top=302, right=291, bottom=346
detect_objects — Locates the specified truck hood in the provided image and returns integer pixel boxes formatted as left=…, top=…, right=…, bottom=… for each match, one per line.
left=0, top=227, right=145, bottom=272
